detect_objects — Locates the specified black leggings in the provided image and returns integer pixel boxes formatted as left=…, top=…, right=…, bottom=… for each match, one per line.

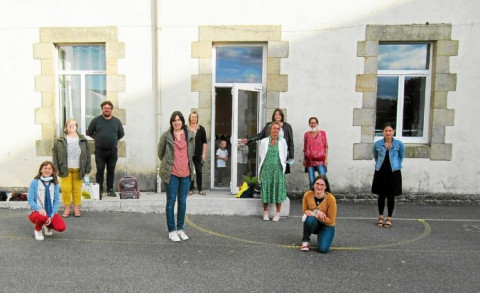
left=189, top=157, right=203, bottom=192
left=378, top=194, right=395, bottom=217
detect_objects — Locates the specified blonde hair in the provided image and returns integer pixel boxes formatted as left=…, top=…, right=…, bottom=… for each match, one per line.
left=64, top=119, right=79, bottom=133
left=188, top=111, right=199, bottom=125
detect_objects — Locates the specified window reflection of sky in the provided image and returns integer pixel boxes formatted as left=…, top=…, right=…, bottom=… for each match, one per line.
left=379, top=44, right=429, bottom=70
left=377, top=76, right=398, bottom=100
left=216, top=46, right=263, bottom=83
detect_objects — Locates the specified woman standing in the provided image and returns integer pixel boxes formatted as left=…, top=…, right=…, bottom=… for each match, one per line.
left=258, top=122, right=288, bottom=222
left=188, top=111, right=207, bottom=196
left=158, top=111, right=195, bottom=241
left=303, top=117, right=328, bottom=189
left=53, top=119, right=91, bottom=217
left=372, top=122, right=405, bottom=228
left=242, top=108, right=294, bottom=173
left=300, top=175, right=336, bottom=253
left=27, top=161, right=67, bottom=240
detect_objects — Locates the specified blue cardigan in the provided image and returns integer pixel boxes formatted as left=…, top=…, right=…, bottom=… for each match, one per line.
left=27, top=179, right=60, bottom=218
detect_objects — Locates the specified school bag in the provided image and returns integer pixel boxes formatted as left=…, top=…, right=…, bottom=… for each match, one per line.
left=118, top=176, right=140, bottom=199
left=9, top=193, right=28, bottom=201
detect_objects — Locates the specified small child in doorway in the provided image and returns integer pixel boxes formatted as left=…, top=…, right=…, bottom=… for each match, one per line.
left=27, top=161, right=66, bottom=241
left=216, top=139, right=229, bottom=186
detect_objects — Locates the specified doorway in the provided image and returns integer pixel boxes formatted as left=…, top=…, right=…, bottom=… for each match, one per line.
left=213, top=85, right=262, bottom=193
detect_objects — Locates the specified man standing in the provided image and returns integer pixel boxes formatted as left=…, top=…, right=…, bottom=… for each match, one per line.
left=87, top=101, right=124, bottom=198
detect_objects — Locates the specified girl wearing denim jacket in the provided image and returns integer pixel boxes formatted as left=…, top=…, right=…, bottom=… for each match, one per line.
left=371, top=123, right=405, bottom=228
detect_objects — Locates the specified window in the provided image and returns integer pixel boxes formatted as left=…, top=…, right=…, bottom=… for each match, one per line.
left=375, top=43, right=432, bottom=143
left=57, top=45, right=106, bottom=134
left=215, top=46, right=263, bottom=83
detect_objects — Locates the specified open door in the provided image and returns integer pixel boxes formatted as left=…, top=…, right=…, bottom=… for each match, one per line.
left=230, top=84, right=263, bottom=194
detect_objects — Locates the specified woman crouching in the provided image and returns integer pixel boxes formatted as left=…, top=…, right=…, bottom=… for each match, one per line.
left=300, top=175, right=336, bottom=253
left=27, top=161, right=67, bottom=241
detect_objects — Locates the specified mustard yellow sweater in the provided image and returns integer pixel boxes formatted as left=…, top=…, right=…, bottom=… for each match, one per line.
left=302, top=191, right=337, bottom=227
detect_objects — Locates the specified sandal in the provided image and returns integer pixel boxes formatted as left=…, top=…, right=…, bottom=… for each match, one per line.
left=377, top=217, right=384, bottom=227
left=73, top=206, right=82, bottom=217
left=188, top=191, right=194, bottom=196
left=198, top=191, right=207, bottom=196
left=62, top=206, right=71, bottom=218
left=384, top=218, right=392, bottom=228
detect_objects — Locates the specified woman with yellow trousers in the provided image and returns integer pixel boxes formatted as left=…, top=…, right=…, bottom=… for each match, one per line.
left=53, top=119, right=91, bottom=217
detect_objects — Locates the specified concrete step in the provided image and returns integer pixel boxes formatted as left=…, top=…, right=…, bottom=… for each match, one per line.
left=0, top=190, right=290, bottom=216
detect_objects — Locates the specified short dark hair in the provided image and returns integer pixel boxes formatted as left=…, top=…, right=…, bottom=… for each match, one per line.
left=308, top=117, right=318, bottom=124
left=310, top=175, right=331, bottom=193
left=382, top=122, right=395, bottom=131
left=271, top=108, right=285, bottom=122
left=101, top=101, right=114, bottom=109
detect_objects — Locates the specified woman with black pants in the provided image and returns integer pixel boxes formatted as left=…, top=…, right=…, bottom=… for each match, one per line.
left=372, top=122, right=405, bottom=228
left=188, top=111, right=207, bottom=195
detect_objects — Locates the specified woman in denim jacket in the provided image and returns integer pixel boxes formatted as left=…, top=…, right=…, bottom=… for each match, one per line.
left=371, top=122, right=405, bottom=228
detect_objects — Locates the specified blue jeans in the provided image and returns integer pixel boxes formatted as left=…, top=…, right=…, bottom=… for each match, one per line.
left=302, top=216, right=335, bottom=253
left=308, top=165, right=327, bottom=189
left=165, top=174, right=190, bottom=232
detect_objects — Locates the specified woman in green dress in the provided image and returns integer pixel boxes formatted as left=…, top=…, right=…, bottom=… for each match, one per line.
left=258, top=122, right=288, bottom=221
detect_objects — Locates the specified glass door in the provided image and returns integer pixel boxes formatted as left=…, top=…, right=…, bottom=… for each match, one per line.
left=230, top=84, right=262, bottom=193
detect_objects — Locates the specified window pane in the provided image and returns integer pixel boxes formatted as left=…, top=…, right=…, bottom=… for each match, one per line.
left=86, top=75, right=106, bottom=128
left=375, top=76, right=398, bottom=136
left=59, top=75, right=82, bottom=132
left=216, top=46, right=263, bottom=83
left=59, top=45, right=106, bottom=71
left=379, top=44, right=430, bottom=70
left=402, top=76, right=426, bottom=137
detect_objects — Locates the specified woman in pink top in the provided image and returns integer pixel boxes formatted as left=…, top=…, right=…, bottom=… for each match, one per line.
left=158, top=111, right=195, bottom=242
left=303, top=117, right=328, bottom=189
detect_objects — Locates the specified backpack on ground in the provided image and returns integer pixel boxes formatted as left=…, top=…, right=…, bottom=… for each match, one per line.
left=118, top=176, right=140, bottom=199
left=9, top=193, right=28, bottom=201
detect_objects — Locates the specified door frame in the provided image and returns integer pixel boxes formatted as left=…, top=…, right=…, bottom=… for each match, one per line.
left=210, top=44, right=267, bottom=192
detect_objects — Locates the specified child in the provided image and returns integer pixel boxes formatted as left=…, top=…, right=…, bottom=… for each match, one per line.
left=27, top=161, right=66, bottom=241
left=216, top=139, right=228, bottom=186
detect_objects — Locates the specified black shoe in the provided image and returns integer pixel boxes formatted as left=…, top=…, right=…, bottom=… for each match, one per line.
left=107, top=190, right=116, bottom=197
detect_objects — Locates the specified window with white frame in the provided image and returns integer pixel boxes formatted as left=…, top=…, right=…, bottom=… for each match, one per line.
left=57, top=45, right=106, bottom=135
left=375, top=43, right=432, bottom=143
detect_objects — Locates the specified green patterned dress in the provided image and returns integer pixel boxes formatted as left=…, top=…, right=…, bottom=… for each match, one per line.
left=260, top=139, right=287, bottom=204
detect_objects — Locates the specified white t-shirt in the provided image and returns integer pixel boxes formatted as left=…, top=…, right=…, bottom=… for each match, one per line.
left=216, top=148, right=228, bottom=168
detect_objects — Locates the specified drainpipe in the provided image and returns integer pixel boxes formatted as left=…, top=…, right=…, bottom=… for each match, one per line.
left=152, top=0, right=162, bottom=193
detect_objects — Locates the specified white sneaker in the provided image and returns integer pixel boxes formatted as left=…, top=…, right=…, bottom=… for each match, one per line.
left=177, top=230, right=189, bottom=241
left=44, top=226, right=53, bottom=236
left=272, top=215, right=280, bottom=222
left=34, top=229, right=44, bottom=241
left=168, top=231, right=181, bottom=242
left=263, top=213, right=269, bottom=221
left=300, top=242, right=310, bottom=251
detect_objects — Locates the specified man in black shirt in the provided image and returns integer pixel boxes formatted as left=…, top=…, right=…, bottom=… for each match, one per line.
left=87, top=101, right=125, bottom=198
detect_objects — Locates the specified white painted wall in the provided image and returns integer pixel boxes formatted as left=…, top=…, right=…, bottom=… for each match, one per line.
left=1, top=0, right=479, bottom=194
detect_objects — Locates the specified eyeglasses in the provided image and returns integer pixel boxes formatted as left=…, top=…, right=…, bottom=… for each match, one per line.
left=103, top=107, right=112, bottom=110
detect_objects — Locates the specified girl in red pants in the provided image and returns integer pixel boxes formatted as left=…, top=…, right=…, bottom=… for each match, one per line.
left=27, top=161, right=66, bottom=240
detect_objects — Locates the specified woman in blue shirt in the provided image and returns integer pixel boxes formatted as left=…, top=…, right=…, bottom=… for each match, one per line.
left=372, top=122, right=405, bottom=228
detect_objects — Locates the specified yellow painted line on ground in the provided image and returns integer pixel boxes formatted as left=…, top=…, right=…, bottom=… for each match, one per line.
left=185, top=215, right=432, bottom=251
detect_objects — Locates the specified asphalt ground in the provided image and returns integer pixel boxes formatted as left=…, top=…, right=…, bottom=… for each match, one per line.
left=1, top=200, right=479, bottom=293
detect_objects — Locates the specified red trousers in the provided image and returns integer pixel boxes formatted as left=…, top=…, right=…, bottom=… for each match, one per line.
left=28, top=211, right=67, bottom=232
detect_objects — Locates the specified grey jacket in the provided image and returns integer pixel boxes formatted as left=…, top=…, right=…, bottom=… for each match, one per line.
left=53, top=134, right=92, bottom=179
left=158, top=128, right=195, bottom=184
